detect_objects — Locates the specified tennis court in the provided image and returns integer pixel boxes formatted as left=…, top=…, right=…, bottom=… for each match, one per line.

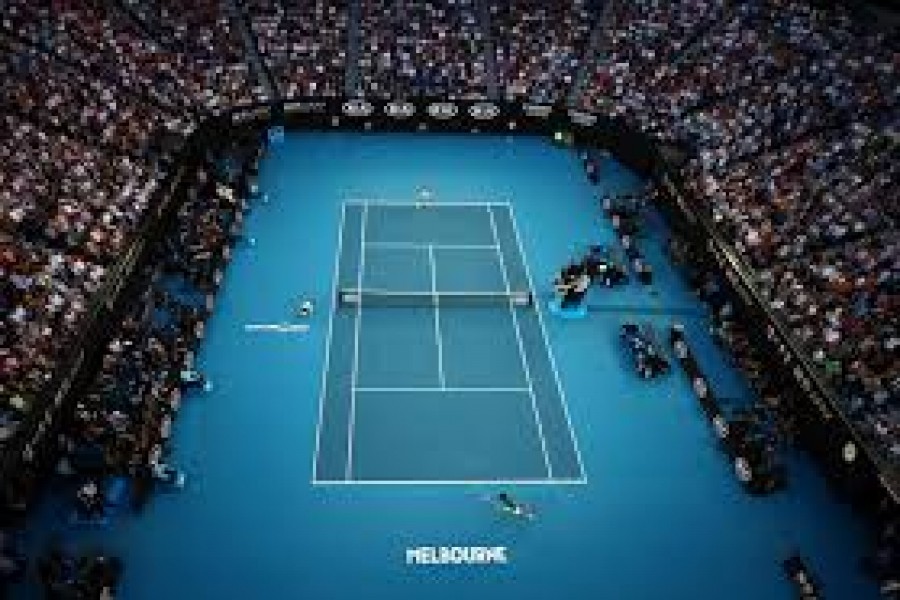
left=313, top=201, right=584, bottom=484
left=15, top=133, right=876, bottom=600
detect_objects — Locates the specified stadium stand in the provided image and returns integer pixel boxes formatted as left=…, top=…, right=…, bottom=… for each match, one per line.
left=579, top=0, right=898, bottom=465
left=0, top=0, right=896, bottom=594
left=245, top=0, right=348, bottom=99
left=492, top=0, right=595, bottom=104
left=120, top=0, right=269, bottom=108
left=357, top=0, right=489, bottom=99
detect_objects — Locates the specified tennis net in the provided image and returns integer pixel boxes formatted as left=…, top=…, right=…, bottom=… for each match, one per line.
left=338, top=289, right=533, bottom=307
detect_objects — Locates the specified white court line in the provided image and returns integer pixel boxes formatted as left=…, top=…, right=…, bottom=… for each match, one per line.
left=354, top=387, right=531, bottom=393
left=345, top=202, right=368, bottom=480
left=338, top=289, right=529, bottom=298
left=427, top=244, right=446, bottom=389
left=311, top=203, right=347, bottom=483
left=365, top=242, right=499, bottom=251
left=507, top=203, right=587, bottom=482
left=487, top=206, right=553, bottom=479
left=244, top=323, right=309, bottom=333
left=343, top=199, right=512, bottom=208
left=313, top=478, right=587, bottom=486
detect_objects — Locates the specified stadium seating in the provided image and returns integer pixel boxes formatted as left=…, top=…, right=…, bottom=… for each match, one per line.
left=246, top=0, right=348, bottom=99
left=0, top=5, right=896, bottom=589
left=357, top=0, right=489, bottom=99
left=492, top=0, right=594, bottom=104
left=580, top=1, right=897, bottom=463
left=121, top=0, right=270, bottom=108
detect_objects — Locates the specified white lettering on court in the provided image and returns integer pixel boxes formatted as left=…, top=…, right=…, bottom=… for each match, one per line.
left=405, top=546, right=508, bottom=565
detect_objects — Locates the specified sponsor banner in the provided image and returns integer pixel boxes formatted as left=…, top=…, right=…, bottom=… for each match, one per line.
left=342, top=99, right=374, bottom=118
left=469, top=102, right=500, bottom=121
left=385, top=101, right=416, bottom=118
left=427, top=102, right=458, bottom=120
left=231, top=105, right=272, bottom=123
left=284, top=100, right=328, bottom=114
left=568, top=110, right=598, bottom=127
left=250, top=105, right=272, bottom=121
left=523, top=104, right=553, bottom=118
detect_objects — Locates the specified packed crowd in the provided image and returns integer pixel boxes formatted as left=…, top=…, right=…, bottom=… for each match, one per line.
left=583, top=2, right=896, bottom=142
left=493, top=0, right=594, bottom=104
left=0, top=36, right=190, bottom=155
left=60, top=161, right=245, bottom=514
left=357, top=0, right=489, bottom=99
left=580, top=0, right=727, bottom=127
left=0, top=0, right=267, bottom=483
left=247, top=0, right=348, bottom=99
left=121, top=0, right=269, bottom=109
left=683, top=125, right=899, bottom=459
left=0, top=0, right=895, bottom=549
left=1, top=26, right=178, bottom=468
left=0, top=111, right=161, bottom=423
left=676, top=236, right=898, bottom=590
left=2, top=150, right=252, bottom=595
left=2, top=0, right=265, bottom=114
left=5, top=0, right=194, bottom=114
left=580, top=1, right=899, bottom=463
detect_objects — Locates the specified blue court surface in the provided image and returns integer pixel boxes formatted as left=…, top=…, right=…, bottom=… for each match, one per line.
left=19, top=133, right=876, bottom=599
left=314, top=202, right=582, bottom=483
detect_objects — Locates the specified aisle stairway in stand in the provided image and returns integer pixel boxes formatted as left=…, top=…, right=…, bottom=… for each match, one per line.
left=231, top=0, right=278, bottom=101
left=477, top=0, right=500, bottom=101
left=345, top=0, right=363, bottom=96
left=568, top=0, right=616, bottom=108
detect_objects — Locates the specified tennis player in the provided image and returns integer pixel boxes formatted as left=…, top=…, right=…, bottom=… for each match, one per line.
left=416, top=185, right=434, bottom=208
left=494, top=493, right=534, bottom=520
left=295, top=298, right=314, bottom=318
left=556, top=265, right=590, bottom=310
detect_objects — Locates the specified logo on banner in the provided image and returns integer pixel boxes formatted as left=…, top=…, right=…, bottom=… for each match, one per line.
left=568, top=110, right=597, bottom=126
left=428, top=102, right=458, bottom=120
left=385, top=101, right=416, bottom=118
left=342, top=99, right=374, bottom=117
left=524, top=104, right=553, bottom=118
left=284, top=101, right=327, bottom=114
left=469, top=102, right=500, bottom=120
